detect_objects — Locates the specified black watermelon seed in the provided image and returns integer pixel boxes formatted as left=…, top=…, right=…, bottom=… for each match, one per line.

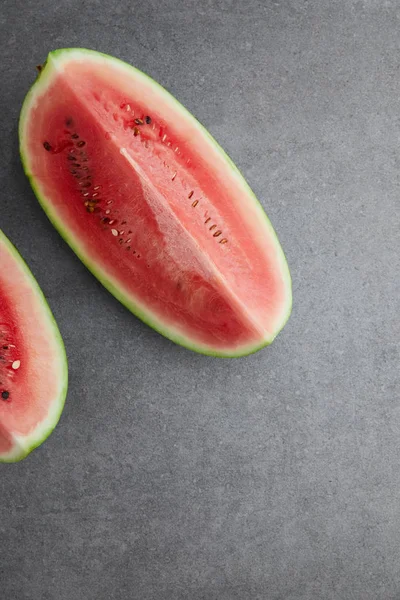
left=3, top=346, right=8, bottom=350
left=66, top=117, right=73, bottom=127
left=71, top=133, right=79, bottom=139
left=77, top=140, right=86, bottom=147
left=145, top=116, right=151, bottom=124
left=1, top=391, right=9, bottom=400
left=43, top=141, right=52, bottom=151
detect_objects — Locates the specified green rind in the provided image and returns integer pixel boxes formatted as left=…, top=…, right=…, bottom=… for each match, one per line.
left=19, top=48, right=292, bottom=358
left=0, top=231, right=68, bottom=462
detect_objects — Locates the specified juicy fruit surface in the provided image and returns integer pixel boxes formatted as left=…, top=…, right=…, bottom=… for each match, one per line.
left=20, top=49, right=291, bottom=356
left=0, top=232, right=67, bottom=461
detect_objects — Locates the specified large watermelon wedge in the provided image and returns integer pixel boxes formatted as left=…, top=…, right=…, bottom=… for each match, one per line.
left=20, top=49, right=291, bottom=357
left=0, top=231, right=67, bottom=462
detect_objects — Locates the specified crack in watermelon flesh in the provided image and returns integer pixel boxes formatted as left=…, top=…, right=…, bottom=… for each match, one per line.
left=20, top=49, right=291, bottom=356
left=0, top=232, right=67, bottom=461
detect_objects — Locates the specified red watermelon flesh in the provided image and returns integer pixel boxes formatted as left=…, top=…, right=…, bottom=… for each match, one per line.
left=0, top=231, right=67, bottom=462
left=20, top=49, right=292, bottom=356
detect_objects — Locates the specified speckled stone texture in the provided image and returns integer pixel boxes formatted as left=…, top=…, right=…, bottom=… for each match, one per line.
left=1, top=1, right=399, bottom=599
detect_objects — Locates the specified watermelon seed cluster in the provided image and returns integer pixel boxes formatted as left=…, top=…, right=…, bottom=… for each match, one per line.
left=0, top=331, right=20, bottom=402
left=58, top=122, right=144, bottom=261
left=203, top=216, right=226, bottom=242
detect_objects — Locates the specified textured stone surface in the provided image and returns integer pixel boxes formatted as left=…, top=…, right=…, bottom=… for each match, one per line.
left=1, top=1, right=399, bottom=598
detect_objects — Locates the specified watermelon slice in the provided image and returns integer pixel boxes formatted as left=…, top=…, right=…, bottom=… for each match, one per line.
left=0, top=232, right=67, bottom=462
left=20, top=49, right=291, bottom=357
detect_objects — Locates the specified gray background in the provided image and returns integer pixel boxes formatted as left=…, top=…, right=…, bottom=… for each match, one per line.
left=1, top=1, right=399, bottom=599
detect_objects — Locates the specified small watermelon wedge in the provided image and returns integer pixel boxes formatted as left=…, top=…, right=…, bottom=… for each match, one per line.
left=20, top=49, right=291, bottom=357
left=0, top=232, right=67, bottom=462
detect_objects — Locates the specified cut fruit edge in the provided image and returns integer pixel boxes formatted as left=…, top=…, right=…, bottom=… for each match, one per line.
left=0, top=231, right=68, bottom=462
left=19, top=48, right=292, bottom=357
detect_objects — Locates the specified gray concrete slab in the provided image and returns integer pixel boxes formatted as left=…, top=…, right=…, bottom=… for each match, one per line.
left=0, top=1, right=399, bottom=598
